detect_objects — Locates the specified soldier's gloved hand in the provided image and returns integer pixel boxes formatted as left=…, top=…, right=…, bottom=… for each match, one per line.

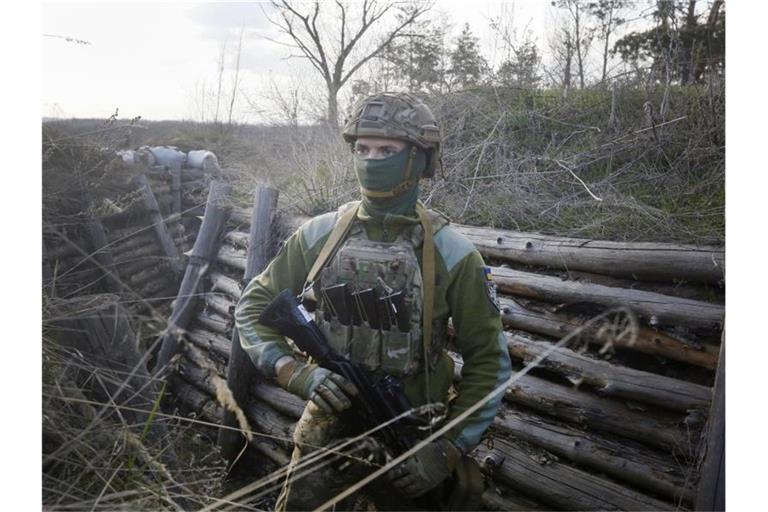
left=387, top=438, right=461, bottom=498
left=275, top=358, right=358, bottom=414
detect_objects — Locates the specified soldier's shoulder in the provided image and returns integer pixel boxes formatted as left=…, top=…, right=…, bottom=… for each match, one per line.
left=299, top=211, right=339, bottom=250
left=299, top=201, right=361, bottom=250
left=432, top=221, right=477, bottom=272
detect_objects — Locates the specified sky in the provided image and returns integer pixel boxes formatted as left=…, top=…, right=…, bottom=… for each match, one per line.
left=42, top=0, right=554, bottom=121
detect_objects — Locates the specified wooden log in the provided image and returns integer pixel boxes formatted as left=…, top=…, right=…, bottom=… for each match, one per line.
left=112, top=232, right=195, bottom=260
left=185, top=328, right=232, bottom=360
left=493, top=409, right=695, bottom=503
left=481, top=487, right=547, bottom=511
left=506, top=333, right=712, bottom=412
left=504, top=373, right=688, bottom=450
left=562, top=269, right=723, bottom=303
left=133, top=174, right=183, bottom=275
left=178, top=348, right=295, bottom=448
left=224, top=230, right=249, bottom=249
left=205, top=292, right=236, bottom=319
left=114, top=257, right=165, bottom=277
left=244, top=399, right=296, bottom=449
left=695, top=335, right=725, bottom=511
left=250, top=382, right=306, bottom=420
left=125, top=264, right=169, bottom=288
left=216, top=244, right=247, bottom=272
left=172, top=375, right=225, bottom=423
left=452, top=224, right=724, bottom=284
left=172, top=362, right=291, bottom=467
left=220, top=186, right=280, bottom=468
left=209, top=272, right=243, bottom=299
left=155, top=181, right=231, bottom=373
left=105, top=213, right=183, bottom=242
left=475, top=437, right=675, bottom=511
left=109, top=223, right=185, bottom=253
left=111, top=232, right=192, bottom=266
left=500, top=297, right=720, bottom=370
left=492, top=266, right=724, bottom=329
left=112, top=241, right=164, bottom=264
left=194, top=311, right=232, bottom=336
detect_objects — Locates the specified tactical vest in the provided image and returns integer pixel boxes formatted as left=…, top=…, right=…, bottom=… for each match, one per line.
left=313, top=204, right=448, bottom=379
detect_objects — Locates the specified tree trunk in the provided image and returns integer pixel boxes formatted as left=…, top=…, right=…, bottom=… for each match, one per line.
left=327, top=84, right=340, bottom=130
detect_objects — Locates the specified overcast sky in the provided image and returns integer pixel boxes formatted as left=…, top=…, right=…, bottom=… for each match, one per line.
left=43, top=1, right=555, bottom=122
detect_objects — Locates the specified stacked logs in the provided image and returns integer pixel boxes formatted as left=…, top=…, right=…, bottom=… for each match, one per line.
left=43, top=161, right=211, bottom=312
left=164, top=200, right=724, bottom=510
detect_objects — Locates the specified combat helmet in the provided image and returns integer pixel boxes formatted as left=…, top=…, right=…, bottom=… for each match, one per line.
left=342, top=92, right=442, bottom=178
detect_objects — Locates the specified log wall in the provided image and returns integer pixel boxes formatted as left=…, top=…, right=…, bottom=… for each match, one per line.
left=44, top=150, right=724, bottom=510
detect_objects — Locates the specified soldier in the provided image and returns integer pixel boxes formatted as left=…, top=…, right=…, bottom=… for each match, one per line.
left=235, top=92, right=511, bottom=510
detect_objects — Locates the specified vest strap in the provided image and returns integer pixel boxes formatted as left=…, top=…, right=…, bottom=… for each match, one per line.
left=304, top=202, right=360, bottom=290
left=416, top=202, right=435, bottom=404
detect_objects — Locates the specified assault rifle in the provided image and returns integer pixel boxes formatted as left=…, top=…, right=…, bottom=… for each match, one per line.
left=258, top=289, right=428, bottom=454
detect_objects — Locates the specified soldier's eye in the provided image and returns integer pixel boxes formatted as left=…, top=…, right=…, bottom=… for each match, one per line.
left=355, top=146, right=369, bottom=156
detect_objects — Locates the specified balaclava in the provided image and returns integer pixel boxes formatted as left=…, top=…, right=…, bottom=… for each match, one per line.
left=354, top=143, right=428, bottom=218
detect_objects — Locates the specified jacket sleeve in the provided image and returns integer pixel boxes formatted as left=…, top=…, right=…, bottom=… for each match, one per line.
left=234, top=230, right=308, bottom=378
left=442, top=250, right=512, bottom=454
left=234, top=211, right=337, bottom=378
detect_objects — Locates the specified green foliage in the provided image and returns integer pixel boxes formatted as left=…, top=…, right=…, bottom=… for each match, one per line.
left=448, top=24, right=488, bottom=90
left=497, top=39, right=542, bottom=88
left=613, top=0, right=725, bottom=84
left=380, top=18, right=447, bottom=94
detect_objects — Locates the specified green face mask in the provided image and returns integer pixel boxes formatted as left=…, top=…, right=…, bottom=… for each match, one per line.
left=354, top=145, right=427, bottom=217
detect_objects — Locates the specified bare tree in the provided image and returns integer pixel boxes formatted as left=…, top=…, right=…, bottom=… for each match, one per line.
left=545, top=13, right=576, bottom=93
left=587, top=0, right=631, bottom=84
left=266, top=0, right=432, bottom=128
left=227, top=25, right=245, bottom=125
left=553, top=0, right=594, bottom=89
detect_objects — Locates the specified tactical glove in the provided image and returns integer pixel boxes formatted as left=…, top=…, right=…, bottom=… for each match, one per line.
left=387, top=438, right=461, bottom=498
left=275, top=358, right=358, bottom=414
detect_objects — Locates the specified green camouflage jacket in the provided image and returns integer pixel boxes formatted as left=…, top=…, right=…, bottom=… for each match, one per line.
left=235, top=201, right=511, bottom=454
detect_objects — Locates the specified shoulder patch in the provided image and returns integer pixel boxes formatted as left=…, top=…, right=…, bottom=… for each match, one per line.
left=300, top=211, right=338, bottom=250
left=483, top=266, right=501, bottom=313
left=433, top=225, right=476, bottom=272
